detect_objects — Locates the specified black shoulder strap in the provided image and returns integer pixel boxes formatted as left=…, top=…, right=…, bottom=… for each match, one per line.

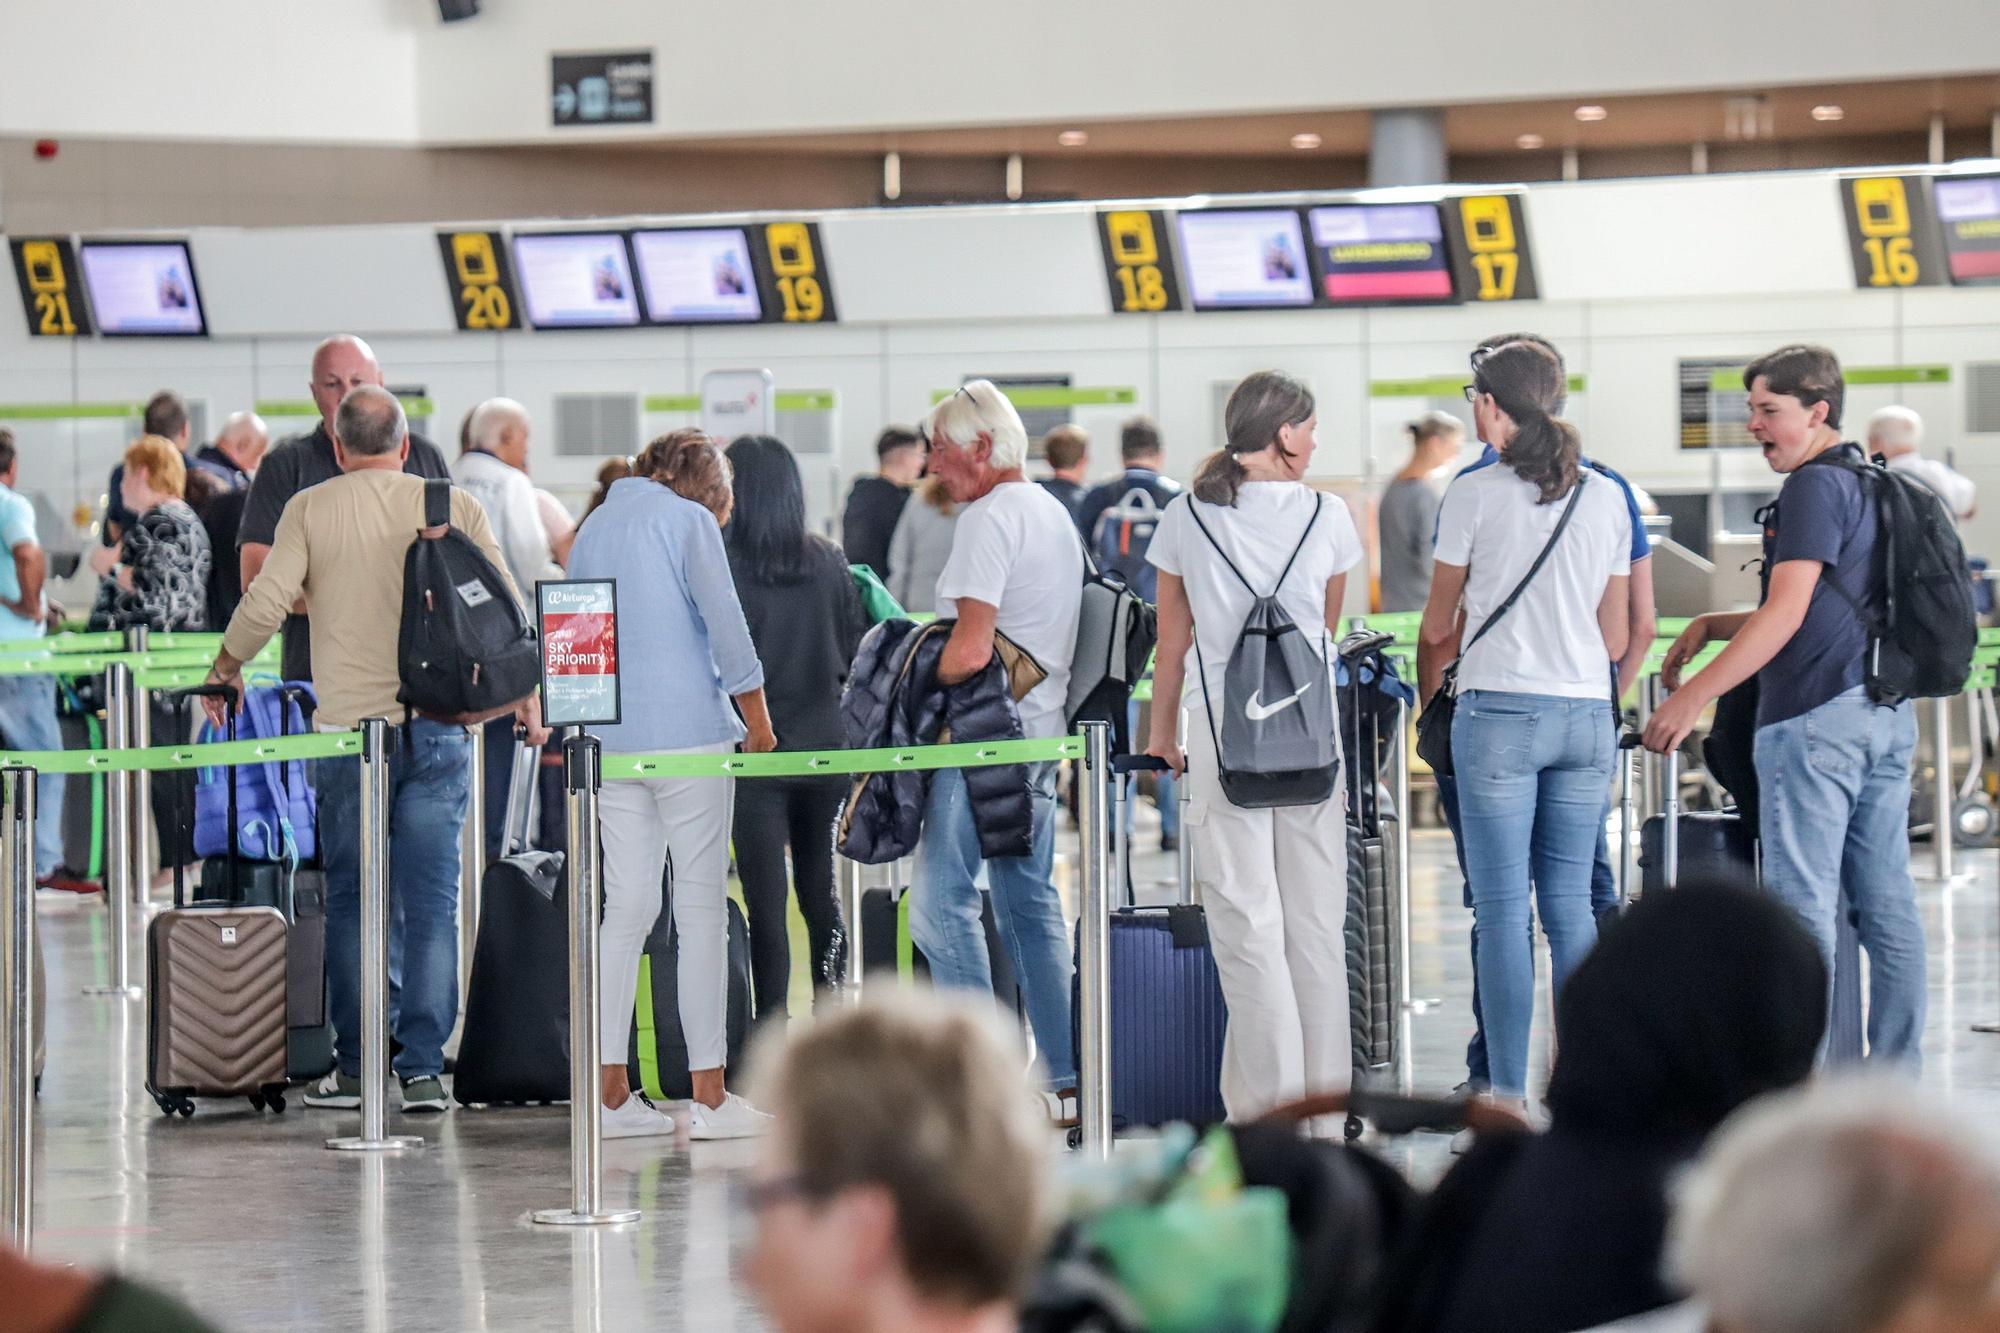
left=1458, top=476, right=1588, bottom=662
left=423, top=477, right=452, bottom=530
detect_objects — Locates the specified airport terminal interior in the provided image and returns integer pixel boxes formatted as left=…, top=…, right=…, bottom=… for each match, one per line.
left=6, top=2, right=2000, bottom=1329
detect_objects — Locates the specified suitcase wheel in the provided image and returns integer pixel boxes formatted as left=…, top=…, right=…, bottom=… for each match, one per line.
left=154, top=1093, right=194, bottom=1118
left=1344, top=1113, right=1364, bottom=1142
left=248, top=1091, right=265, bottom=1112
left=256, top=1086, right=287, bottom=1115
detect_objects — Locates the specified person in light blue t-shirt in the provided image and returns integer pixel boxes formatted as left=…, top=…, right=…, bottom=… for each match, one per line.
left=0, top=430, right=66, bottom=879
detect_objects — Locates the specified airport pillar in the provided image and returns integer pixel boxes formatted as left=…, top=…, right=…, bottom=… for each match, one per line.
left=1368, top=108, right=1448, bottom=188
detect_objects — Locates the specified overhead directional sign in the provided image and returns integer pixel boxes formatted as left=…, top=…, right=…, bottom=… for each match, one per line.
left=551, top=51, right=654, bottom=127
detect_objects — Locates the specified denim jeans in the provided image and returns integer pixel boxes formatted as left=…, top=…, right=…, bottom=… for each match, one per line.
left=1755, top=687, right=1925, bottom=1067
left=315, top=719, right=470, bottom=1079
left=0, top=675, right=65, bottom=875
left=1442, top=771, right=1619, bottom=1089
left=1452, top=691, right=1615, bottom=1099
left=910, top=761, right=1074, bottom=1087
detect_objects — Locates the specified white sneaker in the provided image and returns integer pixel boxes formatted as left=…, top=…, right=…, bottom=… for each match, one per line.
left=687, top=1093, right=773, bottom=1141
left=601, top=1095, right=676, bottom=1139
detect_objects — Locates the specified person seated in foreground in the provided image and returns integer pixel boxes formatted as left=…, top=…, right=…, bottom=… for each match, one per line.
left=0, top=1244, right=217, bottom=1332
left=1590, top=1077, right=2000, bottom=1333
left=743, top=991, right=1051, bottom=1333
left=1374, top=882, right=1827, bottom=1333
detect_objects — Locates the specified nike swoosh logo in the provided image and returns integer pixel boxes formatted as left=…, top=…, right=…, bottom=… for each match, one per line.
left=1245, top=679, right=1314, bottom=722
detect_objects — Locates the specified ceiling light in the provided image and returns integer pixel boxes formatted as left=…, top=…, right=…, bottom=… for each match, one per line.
left=1291, top=132, right=1323, bottom=150
left=1057, top=129, right=1089, bottom=147
left=1811, top=104, right=1845, bottom=122
left=1573, top=105, right=1608, bottom=123
left=1516, top=133, right=1546, bottom=150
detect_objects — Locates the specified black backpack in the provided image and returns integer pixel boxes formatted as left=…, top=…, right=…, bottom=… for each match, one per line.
left=397, top=478, right=541, bottom=723
left=1189, top=495, right=1339, bottom=809
left=1802, top=448, right=1976, bottom=705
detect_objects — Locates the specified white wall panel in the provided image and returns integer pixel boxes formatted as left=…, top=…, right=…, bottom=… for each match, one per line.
left=823, top=210, right=1110, bottom=324
left=194, top=228, right=456, bottom=337
left=1533, top=176, right=1855, bottom=303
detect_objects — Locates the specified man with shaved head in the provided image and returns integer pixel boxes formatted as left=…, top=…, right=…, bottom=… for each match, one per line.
left=238, top=336, right=449, bottom=683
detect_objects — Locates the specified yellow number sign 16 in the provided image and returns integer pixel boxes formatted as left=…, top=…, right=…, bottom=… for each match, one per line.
left=1852, top=179, right=1920, bottom=287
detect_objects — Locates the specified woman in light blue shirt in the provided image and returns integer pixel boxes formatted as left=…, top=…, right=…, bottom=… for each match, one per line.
left=569, top=429, right=776, bottom=1141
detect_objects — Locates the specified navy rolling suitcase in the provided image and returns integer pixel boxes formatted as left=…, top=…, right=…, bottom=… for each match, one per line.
left=1077, top=754, right=1228, bottom=1132
left=1340, top=630, right=1399, bottom=1082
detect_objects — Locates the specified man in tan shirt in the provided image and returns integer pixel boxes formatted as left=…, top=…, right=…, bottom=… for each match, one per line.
left=205, top=385, right=544, bottom=1113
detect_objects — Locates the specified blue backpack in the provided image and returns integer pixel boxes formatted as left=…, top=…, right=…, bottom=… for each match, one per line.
left=194, top=680, right=317, bottom=865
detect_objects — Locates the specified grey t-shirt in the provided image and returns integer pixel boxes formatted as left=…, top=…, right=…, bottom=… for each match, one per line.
left=1377, top=476, right=1443, bottom=612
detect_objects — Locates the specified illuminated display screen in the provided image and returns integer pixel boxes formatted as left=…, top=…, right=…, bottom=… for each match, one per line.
left=512, top=232, right=642, bottom=328
left=77, top=241, right=205, bottom=336
left=631, top=227, right=763, bottom=324
left=1934, top=175, right=2000, bottom=285
left=1174, top=209, right=1313, bottom=310
left=1306, top=204, right=1454, bottom=303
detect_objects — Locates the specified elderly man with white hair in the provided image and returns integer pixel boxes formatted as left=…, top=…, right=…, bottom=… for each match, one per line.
left=1869, top=405, right=1976, bottom=522
left=910, top=380, right=1083, bottom=1112
left=1589, top=1077, right=2000, bottom=1332
left=190, top=410, right=269, bottom=491
left=451, top=396, right=557, bottom=594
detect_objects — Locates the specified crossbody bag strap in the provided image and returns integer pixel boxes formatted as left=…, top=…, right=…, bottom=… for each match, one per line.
left=1449, top=475, right=1589, bottom=678
left=422, top=476, right=452, bottom=530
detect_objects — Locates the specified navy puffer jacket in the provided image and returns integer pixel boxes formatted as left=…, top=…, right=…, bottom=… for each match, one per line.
left=838, top=617, right=1035, bottom=863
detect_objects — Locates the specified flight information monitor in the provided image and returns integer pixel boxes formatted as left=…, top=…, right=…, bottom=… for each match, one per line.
left=1174, top=208, right=1313, bottom=310
left=1305, top=203, right=1454, bottom=304
left=77, top=240, right=205, bottom=336
left=1933, top=175, right=2000, bottom=286
left=512, top=231, right=642, bottom=328
left=632, top=227, right=763, bottom=324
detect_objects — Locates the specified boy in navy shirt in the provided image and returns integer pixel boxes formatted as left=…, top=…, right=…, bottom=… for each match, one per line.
left=1646, top=345, right=1923, bottom=1066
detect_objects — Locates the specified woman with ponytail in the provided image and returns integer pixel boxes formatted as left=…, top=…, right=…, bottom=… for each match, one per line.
left=1416, top=337, right=1633, bottom=1117
left=1143, top=370, right=1365, bottom=1119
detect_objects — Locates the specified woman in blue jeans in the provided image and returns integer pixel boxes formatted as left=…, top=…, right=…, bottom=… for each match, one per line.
left=1418, top=337, right=1632, bottom=1109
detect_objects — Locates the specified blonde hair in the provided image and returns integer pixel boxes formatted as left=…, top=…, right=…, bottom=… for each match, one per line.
left=636, top=428, right=733, bottom=526
left=755, top=991, right=1050, bottom=1308
left=124, top=434, right=187, bottom=500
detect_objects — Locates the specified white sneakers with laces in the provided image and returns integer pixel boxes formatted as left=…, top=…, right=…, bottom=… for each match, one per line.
left=602, top=1094, right=676, bottom=1139
left=687, top=1092, right=773, bottom=1141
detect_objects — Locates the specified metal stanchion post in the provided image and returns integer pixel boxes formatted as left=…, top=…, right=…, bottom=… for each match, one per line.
left=328, top=718, right=422, bottom=1154
left=1390, top=697, right=1413, bottom=1012
left=836, top=822, right=864, bottom=1004
left=1075, top=722, right=1113, bottom=1159
left=1637, top=676, right=1661, bottom=822
left=459, top=724, right=486, bottom=1005
left=84, top=662, right=139, bottom=999
left=1662, top=747, right=1681, bottom=890
left=1933, top=693, right=1956, bottom=882
left=535, top=734, right=637, bottom=1226
left=1618, top=742, right=1635, bottom=905
left=1, top=766, right=36, bottom=1246
left=125, top=627, right=151, bottom=909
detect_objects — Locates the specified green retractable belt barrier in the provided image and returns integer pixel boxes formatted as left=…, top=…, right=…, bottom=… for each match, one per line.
left=599, top=735, right=1081, bottom=781
left=0, top=731, right=361, bottom=774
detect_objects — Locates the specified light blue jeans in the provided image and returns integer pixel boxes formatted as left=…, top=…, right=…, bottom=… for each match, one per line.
left=910, top=761, right=1074, bottom=1087
left=1755, top=687, right=1925, bottom=1067
left=315, top=719, right=470, bottom=1080
left=0, top=675, right=65, bottom=875
left=1452, top=690, right=1615, bottom=1099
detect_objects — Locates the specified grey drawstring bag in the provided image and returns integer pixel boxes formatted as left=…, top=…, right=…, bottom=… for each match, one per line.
left=1188, top=496, right=1339, bottom=809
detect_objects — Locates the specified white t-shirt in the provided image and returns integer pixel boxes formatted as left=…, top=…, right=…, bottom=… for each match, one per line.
left=451, top=450, right=556, bottom=595
left=1146, top=483, right=1364, bottom=715
left=1434, top=465, right=1631, bottom=699
left=935, top=480, right=1083, bottom=739
left=1887, top=451, right=1976, bottom=520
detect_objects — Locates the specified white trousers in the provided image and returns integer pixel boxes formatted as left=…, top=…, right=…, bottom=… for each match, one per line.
left=598, top=747, right=735, bottom=1071
left=1183, top=717, right=1352, bottom=1120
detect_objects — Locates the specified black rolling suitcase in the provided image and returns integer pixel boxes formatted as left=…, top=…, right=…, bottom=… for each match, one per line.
left=1076, top=753, right=1228, bottom=1132
left=455, top=737, right=570, bottom=1105
left=1339, top=630, right=1398, bottom=1083
left=184, top=683, right=335, bottom=1083
left=55, top=683, right=103, bottom=888
left=629, top=849, right=753, bottom=1102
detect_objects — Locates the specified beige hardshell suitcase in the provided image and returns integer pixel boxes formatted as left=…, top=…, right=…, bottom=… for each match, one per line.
left=145, top=905, right=290, bottom=1116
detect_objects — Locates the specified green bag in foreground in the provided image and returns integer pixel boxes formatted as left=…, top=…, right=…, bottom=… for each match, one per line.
left=1079, top=1127, right=1291, bottom=1333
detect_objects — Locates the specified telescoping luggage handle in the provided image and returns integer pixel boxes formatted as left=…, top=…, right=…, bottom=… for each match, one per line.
left=503, top=724, right=539, bottom=858
left=171, top=684, right=243, bottom=911
left=1621, top=732, right=1679, bottom=890
left=1110, top=753, right=1192, bottom=909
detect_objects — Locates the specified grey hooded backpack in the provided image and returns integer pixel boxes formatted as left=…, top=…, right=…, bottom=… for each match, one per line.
left=1188, top=495, right=1339, bottom=809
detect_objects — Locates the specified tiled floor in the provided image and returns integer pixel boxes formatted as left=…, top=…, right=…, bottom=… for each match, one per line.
left=24, top=808, right=2000, bottom=1329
